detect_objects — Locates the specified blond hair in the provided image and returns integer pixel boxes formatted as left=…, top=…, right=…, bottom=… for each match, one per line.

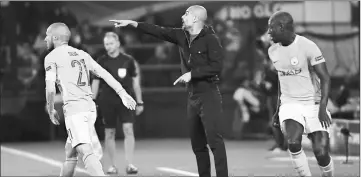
left=104, top=32, right=120, bottom=41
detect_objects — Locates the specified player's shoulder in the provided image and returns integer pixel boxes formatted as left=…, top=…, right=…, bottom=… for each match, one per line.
left=97, top=54, right=108, bottom=61
left=120, top=52, right=135, bottom=61
left=72, top=47, right=94, bottom=64
left=296, top=34, right=318, bottom=47
left=60, top=45, right=89, bottom=57
left=120, top=52, right=138, bottom=65
left=45, top=47, right=65, bottom=62
left=71, top=47, right=90, bottom=58
left=268, top=43, right=279, bottom=54
left=96, top=54, right=109, bottom=64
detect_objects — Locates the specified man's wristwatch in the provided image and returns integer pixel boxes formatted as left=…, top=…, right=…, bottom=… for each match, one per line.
left=137, top=102, right=144, bottom=106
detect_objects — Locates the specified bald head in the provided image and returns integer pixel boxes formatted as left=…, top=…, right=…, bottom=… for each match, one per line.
left=47, top=23, right=71, bottom=42
left=188, top=5, right=207, bottom=22
left=269, top=11, right=294, bottom=31
left=267, top=11, right=296, bottom=45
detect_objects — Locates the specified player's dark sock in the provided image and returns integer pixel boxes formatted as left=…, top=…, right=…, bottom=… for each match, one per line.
left=288, top=148, right=312, bottom=176
left=83, top=153, right=105, bottom=176
left=319, top=156, right=334, bottom=177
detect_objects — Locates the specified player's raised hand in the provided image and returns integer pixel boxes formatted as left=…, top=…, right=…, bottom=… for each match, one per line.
left=118, top=91, right=137, bottom=110
left=109, top=20, right=136, bottom=28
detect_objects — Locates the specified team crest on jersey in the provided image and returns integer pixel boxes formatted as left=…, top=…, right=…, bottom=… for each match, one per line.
left=118, top=68, right=127, bottom=78
left=290, top=57, right=299, bottom=66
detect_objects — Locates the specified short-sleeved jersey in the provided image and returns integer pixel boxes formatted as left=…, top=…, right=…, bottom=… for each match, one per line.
left=95, top=52, right=137, bottom=101
left=44, top=45, right=96, bottom=117
left=268, top=35, right=326, bottom=105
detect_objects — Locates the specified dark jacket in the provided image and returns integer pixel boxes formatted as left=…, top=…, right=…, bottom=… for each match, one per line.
left=137, top=22, right=223, bottom=93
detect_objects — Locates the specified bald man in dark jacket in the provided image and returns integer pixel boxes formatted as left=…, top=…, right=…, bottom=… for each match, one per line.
left=111, top=5, right=228, bottom=177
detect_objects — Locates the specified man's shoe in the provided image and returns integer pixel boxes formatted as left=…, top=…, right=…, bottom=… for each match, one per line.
left=106, top=166, right=118, bottom=174
left=126, top=164, right=138, bottom=175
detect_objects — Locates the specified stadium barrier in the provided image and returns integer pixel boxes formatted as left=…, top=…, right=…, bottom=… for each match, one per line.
left=0, top=91, right=272, bottom=142
left=3, top=86, right=357, bottom=147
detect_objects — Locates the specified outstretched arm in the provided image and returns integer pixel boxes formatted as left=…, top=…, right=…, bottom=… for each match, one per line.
left=88, top=57, right=126, bottom=95
left=91, top=79, right=100, bottom=100
left=87, top=54, right=136, bottom=110
left=110, top=20, right=181, bottom=44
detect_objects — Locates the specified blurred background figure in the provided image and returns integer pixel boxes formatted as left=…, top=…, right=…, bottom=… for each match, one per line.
left=15, top=41, right=40, bottom=90
left=32, top=23, right=48, bottom=56
left=327, top=78, right=360, bottom=119
left=257, top=30, right=288, bottom=153
left=144, top=43, right=177, bottom=87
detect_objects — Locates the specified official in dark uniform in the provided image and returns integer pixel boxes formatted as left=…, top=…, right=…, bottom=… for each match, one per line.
left=110, top=5, right=228, bottom=177
left=91, top=32, right=143, bottom=175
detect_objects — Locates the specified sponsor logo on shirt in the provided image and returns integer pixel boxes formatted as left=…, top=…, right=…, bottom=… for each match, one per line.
left=278, top=68, right=302, bottom=76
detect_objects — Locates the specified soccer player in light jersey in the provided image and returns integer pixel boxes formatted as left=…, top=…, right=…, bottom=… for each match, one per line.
left=44, top=22, right=136, bottom=176
left=267, top=12, right=334, bottom=177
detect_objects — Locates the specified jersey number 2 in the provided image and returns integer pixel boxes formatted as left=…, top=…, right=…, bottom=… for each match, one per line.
left=71, top=59, right=90, bottom=86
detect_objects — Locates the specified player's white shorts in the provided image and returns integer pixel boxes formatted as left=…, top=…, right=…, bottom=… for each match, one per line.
left=65, top=111, right=98, bottom=148
left=279, top=103, right=332, bottom=135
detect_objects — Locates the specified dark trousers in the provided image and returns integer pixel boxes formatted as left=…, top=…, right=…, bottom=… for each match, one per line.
left=187, top=88, right=228, bottom=177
